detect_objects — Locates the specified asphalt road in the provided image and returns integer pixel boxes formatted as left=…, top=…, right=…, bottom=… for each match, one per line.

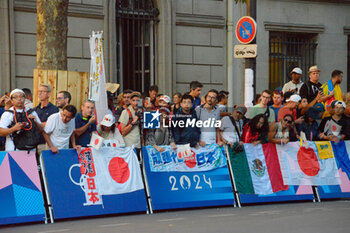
left=1, top=201, right=350, bottom=233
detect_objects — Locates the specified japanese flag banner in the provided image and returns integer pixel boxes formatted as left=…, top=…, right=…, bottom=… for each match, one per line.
left=92, top=147, right=144, bottom=195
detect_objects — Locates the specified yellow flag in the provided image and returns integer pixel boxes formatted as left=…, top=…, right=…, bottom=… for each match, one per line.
left=315, top=141, right=334, bottom=159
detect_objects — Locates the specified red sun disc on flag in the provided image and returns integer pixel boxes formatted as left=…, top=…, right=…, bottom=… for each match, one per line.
left=94, top=139, right=99, bottom=145
left=297, top=147, right=320, bottom=176
left=108, top=157, right=130, bottom=184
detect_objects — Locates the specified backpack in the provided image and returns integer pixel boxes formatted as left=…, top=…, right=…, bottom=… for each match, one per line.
left=7, top=108, right=41, bottom=150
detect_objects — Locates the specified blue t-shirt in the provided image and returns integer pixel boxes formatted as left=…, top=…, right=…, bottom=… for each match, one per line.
left=75, top=112, right=97, bottom=147
left=269, top=105, right=284, bottom=122
left=191, top=97, right=201, bottom=110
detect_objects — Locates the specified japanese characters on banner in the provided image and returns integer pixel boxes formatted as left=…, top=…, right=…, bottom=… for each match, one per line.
left=88, top=31, right=108, bottom=123
left=69, top=148, right=102, bottom=206
left=145, top=144, right=227, bottom=172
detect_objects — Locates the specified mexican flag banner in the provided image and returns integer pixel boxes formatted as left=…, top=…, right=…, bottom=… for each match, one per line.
left=228, top=143, right=288, bottom=195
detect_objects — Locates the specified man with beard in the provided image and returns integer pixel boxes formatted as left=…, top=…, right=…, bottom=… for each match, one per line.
left=321, top=70, right=344, bottom=117
left=195, top=89, right=223, bottom=146
left=56, top=91, right=71, bottom=109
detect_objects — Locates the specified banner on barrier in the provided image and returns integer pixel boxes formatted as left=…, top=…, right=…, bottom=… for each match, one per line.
left=318, top=141, right=350, bottom=199
left=42, top=148, right=147, bottom=219
left=145, top=144, right=226, bottom=172
left=228, top=143, right=288, bottom=195
left=0, top=151, right=45, bottom=225
left=277, top=141, right=340, bottom=186
left=143, top=145, right=235, bottom=210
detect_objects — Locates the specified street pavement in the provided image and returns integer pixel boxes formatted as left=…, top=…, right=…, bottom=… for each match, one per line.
left=1, top=201, right=349, bottom=233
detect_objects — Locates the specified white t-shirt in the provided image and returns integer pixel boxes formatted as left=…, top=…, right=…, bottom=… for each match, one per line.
left=282, top=81, right=304, bottom=94
left=195, top=106, right=220, bottom=144
left=97, top=125, right=125, bottom=147
left=220, top=116, right=244, bottom=143
left=0, top=107, right=41, bottom=151
left=44, top=112, right=75, bottom=149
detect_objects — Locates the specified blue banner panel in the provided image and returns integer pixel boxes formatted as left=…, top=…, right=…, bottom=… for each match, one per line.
left=42, top=149, right=148, bottom=219
left=143, top=147, right=235, bottom=210
left=0, top=151, right=45, bottom=225
left=318, top=141, right=350, bottom=199
left=239, top=185, right=314, bottom=204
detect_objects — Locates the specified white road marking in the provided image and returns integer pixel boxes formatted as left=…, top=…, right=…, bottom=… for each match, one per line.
left=37, top=229, right=71, bottom=233
left=249, top=210, right=281, bottom=216
left=208, top=214, right=237, bottom=218
left=157, top=218, right=184, bottom=222
left=99, top=223, right=130, bottom=227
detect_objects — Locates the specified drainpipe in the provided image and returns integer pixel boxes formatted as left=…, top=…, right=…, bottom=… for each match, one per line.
left=227, top=0, right=234, bottom=108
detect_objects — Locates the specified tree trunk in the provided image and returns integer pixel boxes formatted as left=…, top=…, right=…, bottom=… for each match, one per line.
left=36, top=0, right=68, bottom=70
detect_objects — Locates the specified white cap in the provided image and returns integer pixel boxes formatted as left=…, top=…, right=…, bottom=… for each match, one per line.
left=332, top=100, right=346, bottom=108
left=100, top=114, right=115, bottom=127
left=10, top=89, right=25, bottom=98
left=291, top=67, right=302, bottom=75
left=286, top=94, right=301, bottom=103
left=159, top=95, right=171, bottom=103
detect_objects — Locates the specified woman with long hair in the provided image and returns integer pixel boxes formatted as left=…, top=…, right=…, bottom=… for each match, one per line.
left=240, top=114, right=269, bottom=146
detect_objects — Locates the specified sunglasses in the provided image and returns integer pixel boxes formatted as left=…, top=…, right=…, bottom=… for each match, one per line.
left=284, top=118, right=293, bottom=124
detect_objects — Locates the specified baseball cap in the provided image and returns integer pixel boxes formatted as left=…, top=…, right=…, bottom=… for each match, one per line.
left=291, top=67, right=302, bottom=75
left=100, top=114, right=115, bottom=127
left=286, top=94, right=301, bottom=103
left=331, top=100, right=346, bottom=108
left=233, top=105, right=247, bottom=115
left=10, top=89, right=25, bottom=98
left=159, top=95, right=171, bottom=103
left=130, top=91, right=141, bottom=99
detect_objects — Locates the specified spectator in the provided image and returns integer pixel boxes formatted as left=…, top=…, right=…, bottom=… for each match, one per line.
left=299, top=66, right=330, bottom=109
left=241, top=114, right=269, bottom=146
left=297, top=105, right=324, bottom=141
left=74, top=100, right=96, bottom=147
left=282, top=67, right=304, bottom=94
left=277, top=94, right=301, bottom=121
left=189, top=81, right=203, bottom=110
left=217, top=91, right=230, bottom=118
left=22, top=88, right=33, bottom=109
left=119, top=92, right=142, bottom=156
left=107, top=91, right=116, bottom=116
left=97, top=114, right=125, bottom=147
left=34, top=84, right=59, bottom=127
left=249, top=90, right=275, bottom=123
left=145, top=107, right=176, bottom=152
left=171, top=93, right=182, bottom=114
left=195, top=89, right=222, bottom=146
left=115, top=89, right=133, bottom=123
left=159, top=95, right=171, bottom=109
left=219, top=105, right=246, bottom=148
left=269, top=114, right=298, bottom=144
left=56, top=91, right=71, bottom=109
left=173, top=94, right=201, bottom=148
left=0, top=89, right=43, bottom=151
left=148, top=85, right=158, bottom=107
left=154, top=94, right=163, bottom=109
left=322, top=69, right=344, bottom=117
left=270, top=90, right=284, bottom=122
left=319, top=101, right=347, bottom=143
left=43, top=105, right=79, bottom=154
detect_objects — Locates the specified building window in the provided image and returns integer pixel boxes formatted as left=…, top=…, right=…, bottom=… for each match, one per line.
left=116, top=0, right=159, bottom=92
left=269, top=32, right=318, bottom=91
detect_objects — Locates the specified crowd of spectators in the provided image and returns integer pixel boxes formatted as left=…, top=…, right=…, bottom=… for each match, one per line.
left=1, top=65, right=350, bottom=157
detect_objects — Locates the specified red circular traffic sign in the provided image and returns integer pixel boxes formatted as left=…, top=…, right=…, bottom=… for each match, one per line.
left=235, top=16, right=257, bottom=44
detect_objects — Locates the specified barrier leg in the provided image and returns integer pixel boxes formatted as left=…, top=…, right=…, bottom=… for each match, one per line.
left=140, top=149, right=154, bottom=214
left=224, top=145, right=241, bottom=208
left=40, top=155, right=55, bottom=223
left=312, top=186, right=321, bottom=203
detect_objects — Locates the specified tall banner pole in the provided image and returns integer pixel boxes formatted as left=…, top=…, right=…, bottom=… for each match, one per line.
left=224, top=145, right=241, bottom=208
